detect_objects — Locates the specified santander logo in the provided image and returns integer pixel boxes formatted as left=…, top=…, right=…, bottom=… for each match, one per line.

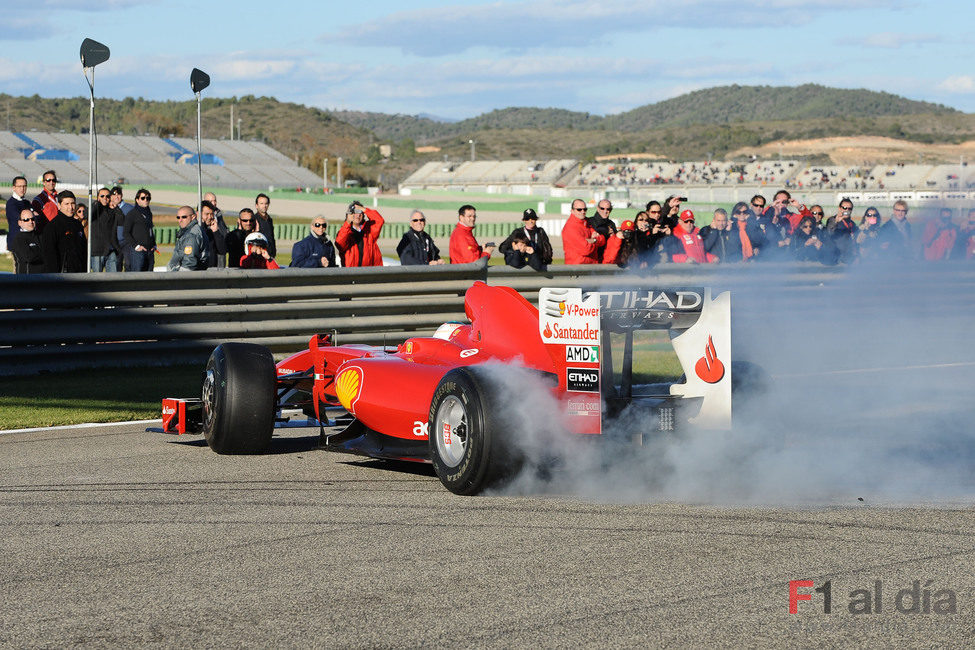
left=694, top=336, right=725, bottom=384
left=543, top=323, right=552, bottom=338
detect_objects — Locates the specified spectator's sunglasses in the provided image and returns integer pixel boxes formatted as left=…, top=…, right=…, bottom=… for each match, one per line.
left=648, top=209, right=661, bottom=214
left=734, top=209, right=749, bottom=215
left=801, top=224, right=814, bottom=230
left=751, top=202, right=765, bottom=208
left=43, top=177, right=56, bottom=183
left=312, top=222, right=326, bottom=227
left=239, top=218, right=253, bottom=223
left=19, top=217, right=34, bottom=222
left=866, top=212, right=879, bottom=218
left=572, top=207, right=587, bottom=212
left=137, top=195, right=150, bottom=201
left=98, top=193, right=110, bottom=199
left=598, top=206, right=612, bottom=212
left=811, top=210, right=824, bottom=216
left=411, top=218, right=426, bottom=223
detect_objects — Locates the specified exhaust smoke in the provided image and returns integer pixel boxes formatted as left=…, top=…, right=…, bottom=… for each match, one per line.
left=484, top=266, right=975, bottom=505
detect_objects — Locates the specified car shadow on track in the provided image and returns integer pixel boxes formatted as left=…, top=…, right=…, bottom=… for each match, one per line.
left=340, top=458, right=437, bottom=478
left=166, top=433, right=324, bottom=454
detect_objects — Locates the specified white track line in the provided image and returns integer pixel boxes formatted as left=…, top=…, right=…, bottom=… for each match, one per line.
left=0, top=419, right=159, bottom=436
left=775, top=361, right=975, bottom=379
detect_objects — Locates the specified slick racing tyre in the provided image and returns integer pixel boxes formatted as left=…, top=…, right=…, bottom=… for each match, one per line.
left=428, top=367, right=520, bottom=496
left=202, top=343, right=276, bottom=454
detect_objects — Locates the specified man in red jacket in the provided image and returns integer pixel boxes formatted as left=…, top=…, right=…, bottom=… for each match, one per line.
left=449, top=204, right=495, bottom=263
left=335, top=201, right=385, bottom=266
left=562, top=199, right=605, bottom=264
left=671, top=209, right=717, bottom=264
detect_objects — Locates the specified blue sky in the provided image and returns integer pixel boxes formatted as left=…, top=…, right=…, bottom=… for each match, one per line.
left=4, top=0, right=974, bottom=120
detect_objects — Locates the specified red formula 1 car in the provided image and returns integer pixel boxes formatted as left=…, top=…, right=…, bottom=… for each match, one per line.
left=162, top=281, right=738, bottom=495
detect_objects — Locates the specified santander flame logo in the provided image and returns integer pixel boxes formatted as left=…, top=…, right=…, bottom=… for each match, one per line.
left=543, top=323, right=552, bottom=338
left=694, top=336, right=725, bottom=384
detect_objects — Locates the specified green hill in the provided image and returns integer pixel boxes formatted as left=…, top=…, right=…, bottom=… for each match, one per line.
left=3, top=85, right=971, bottom=185
left=604, top=84, right=958, bottom=131
left=333, top=84, right=958, bottom=139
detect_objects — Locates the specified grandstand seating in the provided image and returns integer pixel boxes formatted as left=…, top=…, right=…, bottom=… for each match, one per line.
left=400, top=156, right=971, bottom=193
left=0, top=130, right=322, bottom=189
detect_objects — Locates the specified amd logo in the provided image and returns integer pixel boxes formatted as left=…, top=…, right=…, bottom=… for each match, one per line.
left=566, top=367, right=599, bottom=393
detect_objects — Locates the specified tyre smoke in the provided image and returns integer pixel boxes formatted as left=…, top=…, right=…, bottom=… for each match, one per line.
left=482, top=266, right=975, bottom=505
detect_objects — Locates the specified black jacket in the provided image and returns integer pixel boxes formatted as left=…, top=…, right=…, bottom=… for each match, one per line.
left=41, top=212, right=87, bottom=273
left=225, top=228, right=251, bottom=267
left=9, top=230, right=45, bottom=273
left=498, top=226, right=553, bottom=267
left=123, top=204, right=155, bottom=250
left=503, top=246, right=545, bottom=271
left=877, top=218, right=913, bottom=260
left=202, top=221, right=229, bottom=268
left=90, top=202, right=120, bottom=256
left=254, top=214, right=276, bottom=258
left=396, top=230, right=441, bottom=265
left=699, top=225, right=732, bottom=262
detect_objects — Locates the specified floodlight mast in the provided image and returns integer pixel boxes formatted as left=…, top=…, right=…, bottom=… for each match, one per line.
left=190, top=68, right=210, bottom=213
left=80, top=38, right=109, bottom=273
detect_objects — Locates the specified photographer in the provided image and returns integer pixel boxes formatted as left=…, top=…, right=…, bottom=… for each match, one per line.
left=602, top=219, right=640, bottom=268
left=239, top=232, right=280, bottom=269
left=643, top=201, right=673, bottom=264
left=790, top=216, right=834, bottom=264
left=502, top=233, right=545, bottom=271
left=659, top=195, right=686, bottom=229
left=336, top=200, right=385, bottom=267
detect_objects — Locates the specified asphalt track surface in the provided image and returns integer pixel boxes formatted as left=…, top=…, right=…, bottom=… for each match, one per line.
left=3, top=271, right=974, bottom=645
left=1, top=420, right=974, bottom=647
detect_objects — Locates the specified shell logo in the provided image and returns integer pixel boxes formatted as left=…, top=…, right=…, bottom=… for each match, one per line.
left=335, top=367, right=363, bottom=413
left=558, top=301, right=566, bottom=316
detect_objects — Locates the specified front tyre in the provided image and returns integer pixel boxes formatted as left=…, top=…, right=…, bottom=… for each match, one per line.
left=428, top=367, right=519, bottom=495
left=202, top=343, right=276, bottom=454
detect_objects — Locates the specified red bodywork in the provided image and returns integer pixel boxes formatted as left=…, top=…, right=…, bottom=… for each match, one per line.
left=275, top=282, right=583, bottom=443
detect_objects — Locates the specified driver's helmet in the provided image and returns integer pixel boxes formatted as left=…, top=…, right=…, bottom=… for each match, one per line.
left=244, top=232, right=268, bottom=254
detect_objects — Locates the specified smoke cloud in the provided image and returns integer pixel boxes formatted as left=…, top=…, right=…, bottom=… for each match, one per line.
left=482, top=265, right=975, bottom=505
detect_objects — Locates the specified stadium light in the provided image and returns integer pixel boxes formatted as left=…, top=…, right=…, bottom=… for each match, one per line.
left=190, top=68, right=210, bottom=212
left=80, top=37, right=110, bottom=273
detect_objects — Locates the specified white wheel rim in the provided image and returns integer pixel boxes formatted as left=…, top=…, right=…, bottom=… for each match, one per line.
left=434, top=395, right=469, bottom=467
left=202, top=369, right=215, bottom=429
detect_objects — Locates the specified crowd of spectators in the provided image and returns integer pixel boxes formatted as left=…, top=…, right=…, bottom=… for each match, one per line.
left=562, top=191, right=974, bottom=267
left=6, top=176, right=974, bottom=274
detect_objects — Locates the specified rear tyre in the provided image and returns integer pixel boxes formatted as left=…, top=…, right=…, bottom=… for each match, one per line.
left=428, top=367, right=520, bottom=495
left=202, top=343, right=276, bottom=454
left=730, top=360, right=770, bottom=398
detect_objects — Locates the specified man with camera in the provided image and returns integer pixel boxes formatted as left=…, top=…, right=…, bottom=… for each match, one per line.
left=449, top=204, right=494, bottom=264
left=498, top=208, right=552, bottom=270
left=336, top=200, right=385, bottom=266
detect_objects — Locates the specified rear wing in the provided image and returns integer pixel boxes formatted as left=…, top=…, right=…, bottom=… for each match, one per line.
left=538, top=287, right=732, bottom=433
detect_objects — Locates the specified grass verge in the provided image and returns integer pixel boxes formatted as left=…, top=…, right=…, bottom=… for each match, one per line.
left=0, top=365, right=202, bottom=430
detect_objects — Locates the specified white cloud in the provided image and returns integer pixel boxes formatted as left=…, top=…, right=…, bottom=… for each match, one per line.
left=319, top=0, right=895, bottom=56
left=937, top=75, right=975, bottom=94
left=210, top=59, right=298, bottom=81
left=39, top=0, right=155, bottom=9
left=861, top=32, right=941, bottom=48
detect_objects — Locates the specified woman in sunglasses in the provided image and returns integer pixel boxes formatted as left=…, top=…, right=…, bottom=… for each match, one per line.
left=856, top=206, right=884, bottom=260
left=725, top=201, right=767, bottom=262
left=790, top=215, right=834, bottom=264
